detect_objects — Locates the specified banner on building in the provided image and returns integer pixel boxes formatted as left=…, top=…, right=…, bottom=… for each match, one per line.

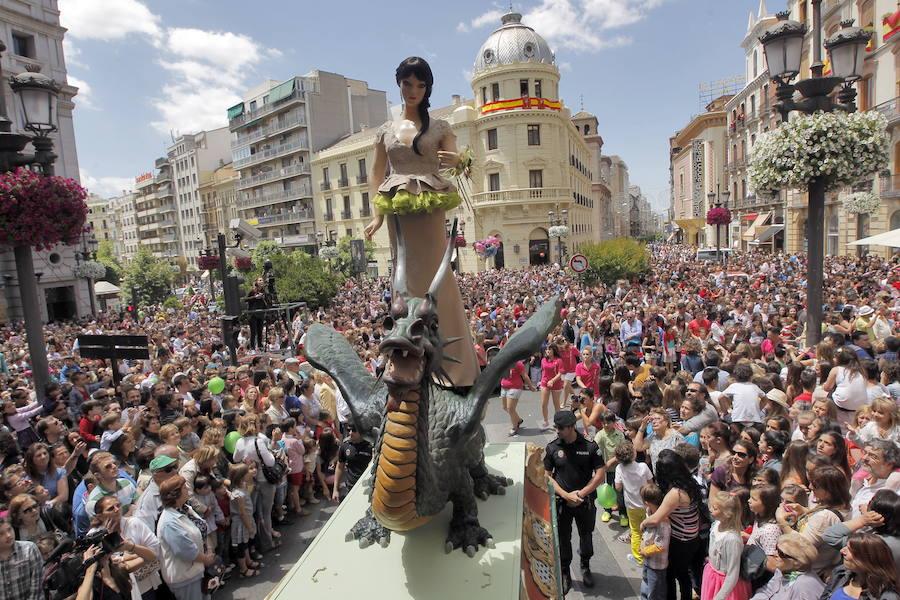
left=692, top=140, right=704, bottom=218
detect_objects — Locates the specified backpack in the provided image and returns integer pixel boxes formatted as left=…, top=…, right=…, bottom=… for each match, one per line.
left=255, top=438, right=287, bottom=484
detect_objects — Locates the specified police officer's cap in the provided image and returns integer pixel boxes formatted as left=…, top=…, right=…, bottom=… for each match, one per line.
left=553, top=410, right=577, bottom=428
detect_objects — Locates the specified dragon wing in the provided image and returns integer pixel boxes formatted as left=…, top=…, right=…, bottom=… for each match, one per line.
left=303, top=323, right=386, bottom=436
left=463, top=296, right=562, bottom=435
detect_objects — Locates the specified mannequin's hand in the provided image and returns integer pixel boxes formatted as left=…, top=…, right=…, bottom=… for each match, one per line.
left=438, top=151, right=459, bottom=169
left=364, top=214, right=384, bottom=241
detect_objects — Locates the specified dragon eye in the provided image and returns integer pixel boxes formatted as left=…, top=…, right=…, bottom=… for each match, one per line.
left=383, top=316, right=395, bottom=331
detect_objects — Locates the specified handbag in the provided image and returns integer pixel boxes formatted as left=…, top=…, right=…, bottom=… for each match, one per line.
left=255, top=438, right=287, bottom=484
left=739, top=543, right=767, bottom=581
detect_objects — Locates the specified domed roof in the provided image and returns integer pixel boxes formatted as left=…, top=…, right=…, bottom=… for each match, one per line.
left=473, top=12, right=556, bottom=75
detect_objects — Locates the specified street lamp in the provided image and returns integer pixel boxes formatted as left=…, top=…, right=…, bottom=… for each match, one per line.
left=75, top=230, right=99, bottom=316
left=445, top=218, right=466, bottom=273
left=706, top=185, right=731, bottom=268
left=0, top=52, right=61, bottom=403
left=759, top=3, right=871, bottom=347
left=548, top=208, right=568, bottom=264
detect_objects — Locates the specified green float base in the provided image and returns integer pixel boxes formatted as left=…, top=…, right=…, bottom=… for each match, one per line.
left=266, top=443, right=525, bottom=600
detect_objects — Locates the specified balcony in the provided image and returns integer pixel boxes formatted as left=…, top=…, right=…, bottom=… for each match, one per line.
left=252, top=209, right=315, bottom=227
left=160, top=234, right=177, bottom=243
left=156, top=170, right=172, bottom=183
left=873, top=96, right=900, bottom=128
left=237, top=186, right=314, bottom=211
left=361, top=206, right=372, bottom=218
left=472, top=186, right=570, bottom=208
left=233, top=139, right=309, bottom=169
left=337, top=177, right=350, bottom=188
left=357, top=174, right=368, bottom=184
left=236, top=163, right=311, bottom=189
left=229, top=89, right=306, bottom=128
left=156, top=184, right=173, bottom=197
left=325, top=212, right=334, bottom=221
left=880, top=173, right=900, bottom=199
left=341, top=210, right=352, bottom=219
left=321, top=181, right=331, bottom=191
left=233, top=114, right=307, bottom=148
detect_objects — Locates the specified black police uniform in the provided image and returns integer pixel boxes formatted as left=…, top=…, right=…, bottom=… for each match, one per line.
left=543, top=434, right=603, bottom=571
left=338, top=438, right=373, bottom=488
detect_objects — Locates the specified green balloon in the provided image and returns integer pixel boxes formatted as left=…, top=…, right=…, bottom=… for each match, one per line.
left=207, top=376, right=225, bottom=395
left=597, top=483, right=618, bottom=510
left=224, top=431, right=240, bottom=454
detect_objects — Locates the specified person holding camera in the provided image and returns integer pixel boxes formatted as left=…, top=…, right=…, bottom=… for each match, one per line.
left=93, top=494, right=162, bottom=600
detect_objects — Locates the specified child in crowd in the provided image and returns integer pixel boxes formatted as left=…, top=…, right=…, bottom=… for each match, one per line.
left=614, top=439, right=652, bottom=563
left=98, top=412, right=128, bottom=451
left=193, top=474, right=224, bottom=553
left=302, top=436, right=321, bottom=504
left=159, top=423, right=189, bottom=467
left=595, top=411, right=626, bottom=526
left=702, top=491, right=751, bottom=600
left=639, top=482, right=670, bottom=600
left=212, top=478, right=232, bottom=566
left=229, top=463, right=260, bottom=578
left=78, top=400, right=102, bottom=447
left=174, top=415, right=201, bottom=455
left=281, top=418, right=308, bottom=516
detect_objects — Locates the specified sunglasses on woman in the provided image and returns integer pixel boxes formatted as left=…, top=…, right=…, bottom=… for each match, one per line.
left=732, top=449, right=750, bottom=459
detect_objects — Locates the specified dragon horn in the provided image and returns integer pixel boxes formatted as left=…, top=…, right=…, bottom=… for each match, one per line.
left=427, top=217, right=458, bottom=299
left=443, top=336, right=464, bottom=346
left=392, top=214, right=409, bottom=299
left=435, top=367, right=456, bottom=388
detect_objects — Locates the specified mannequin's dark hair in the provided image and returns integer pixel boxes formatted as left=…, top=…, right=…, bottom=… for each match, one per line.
left=395, top=57, right=433, bottom=156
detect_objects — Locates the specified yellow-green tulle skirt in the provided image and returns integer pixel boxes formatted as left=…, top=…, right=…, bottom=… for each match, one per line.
left=374, top=189, right=461, bottom=215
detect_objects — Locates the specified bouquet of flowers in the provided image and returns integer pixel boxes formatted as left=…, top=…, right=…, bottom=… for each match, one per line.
left=843, top=190, right=880, bottom=214
left=549, top=225, right=569, bottom=239
left=74, top=260, right=106, bottom=280
left=0, top=167, right=88, bottom=250
left=441, top=146, right=476, bottom=211
left=749, top=111, right=888, bottom=194
left=706, top=207, right=732, bottom=225
left=233, top=256, right=253, bottom=271
left=454, top=235, right=467, bottom=248
left=474, top=236, right=501, bottom=259
left=319, top=246, right=339, bottom=260
left=197, top=255, right=220, bottom=271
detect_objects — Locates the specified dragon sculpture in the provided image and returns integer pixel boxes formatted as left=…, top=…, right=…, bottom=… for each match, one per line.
left=304, top=218, right=561, bottom=556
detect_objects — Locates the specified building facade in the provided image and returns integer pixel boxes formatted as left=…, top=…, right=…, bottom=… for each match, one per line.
left=0, top=0, right=89, bottom=322
left=669, top=96, right=731, bottom=247
left=110, top=191, right=138, bottom=262
left=571, top=111, right=616, bottom=239
left=86, top=194, right=118, bottom=245
left=198, top=162, right=238, bottom=244
left=133, top=161, right=180, bottom=262
left=607, top=155, right=632, bottom=238
left=228, top=72, right=387, bottom=251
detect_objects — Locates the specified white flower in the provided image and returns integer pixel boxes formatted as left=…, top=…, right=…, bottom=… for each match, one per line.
left=549, top=225, right=570, bottom=239
left=319, top=246, right=339, bottom=260
left=74, top=260, right=106, bottom=280
left=842, top=191, right=880, bottom=214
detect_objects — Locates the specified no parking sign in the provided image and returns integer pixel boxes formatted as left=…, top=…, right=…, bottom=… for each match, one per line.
left=568, top=254, right=588, bottom=273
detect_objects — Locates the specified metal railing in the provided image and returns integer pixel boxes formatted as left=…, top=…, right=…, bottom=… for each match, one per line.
left=236, top=163, right=311, bottom=189
left=253, top=210, right=315, bottom=227
left=324, top=212, right=334, bottom=221
left=233, top=114, right=307, bottom=147
left=472, top=186, right=571, bottom=207
left=321, top=181, right=331, bottom=191
left=873, top=96, right=900, bottom=125
left=229, top=89, right=306, bottom=127
left=237, top=187, right=313, bottom=210
left=341, top=210, right=352, bottom=219
left=357, top=174, right=368, bottom=184
left=233, top=139, right=309, bottom=169
left=360, top=206, right=372, bottom=217
left=337, top=177, right=350, bottom=188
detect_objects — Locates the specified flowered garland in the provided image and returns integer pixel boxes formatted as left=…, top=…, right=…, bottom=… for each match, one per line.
left=474, top=236, right=501, bottom=259
left=0, top=167, right=88, bottom=250
left=549, top=225, right=569, bottom=239
left=197, top=255, right=220, bottom=271
left=233, top=256, right=253, bottom=271
left=74, top=260, right=106, bottom=280
left=706, top=207, right=732, bottom=226
left=319, top=246, right=339, bottom=260
left=454, top=235, right=467, bottom=248
left=749, top=111, right=889, bottom=194
left=843, top=190, right=880, bottom=214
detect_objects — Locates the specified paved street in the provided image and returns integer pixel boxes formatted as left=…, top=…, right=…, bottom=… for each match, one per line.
left=218, top=389, right=641, bottom=600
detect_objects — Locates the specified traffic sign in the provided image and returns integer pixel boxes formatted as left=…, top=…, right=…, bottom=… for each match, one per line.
left=569, top=253, right=588, bottom=273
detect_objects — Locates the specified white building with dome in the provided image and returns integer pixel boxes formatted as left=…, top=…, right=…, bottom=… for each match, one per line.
left=312, top=11, right=614, bottom=273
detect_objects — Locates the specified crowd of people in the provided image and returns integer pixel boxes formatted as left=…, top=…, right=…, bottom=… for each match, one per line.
left=0, top=244, right=898, bottom=600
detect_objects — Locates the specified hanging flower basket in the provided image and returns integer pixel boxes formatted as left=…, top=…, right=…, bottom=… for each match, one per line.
left=0, top=167, right=88, bottom=250
left=749, top=111, right=889, bottom=194
left=706, top=207, right=732, bottom=225
left=843, top=191, right=880, bottom=214
left=74, top=260, right=106, bottom=280
left=549, top=225, right=570, bottom=239
left=319, top=246, right=339, bottom=260
left=233, top=256, right=253, bottom=271
left=197, top=255, right=220, bottom=270
left=454, top=235, right=467, bottom=248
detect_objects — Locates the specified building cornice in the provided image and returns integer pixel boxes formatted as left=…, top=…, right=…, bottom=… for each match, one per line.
left=672, top=112, right=727, bottom=148
left=0, top=7, right=65, bottom=39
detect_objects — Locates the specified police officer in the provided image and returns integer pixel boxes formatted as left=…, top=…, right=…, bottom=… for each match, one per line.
left=331, top=423, right=373, bottom=502
left=543, top=410, right=606, bottom=594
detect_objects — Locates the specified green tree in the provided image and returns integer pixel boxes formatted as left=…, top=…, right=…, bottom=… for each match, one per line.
left=250, top=240, right=284, bottom=269
left=245, top=249, right=342, bottom=309
left=579, top=238, right=649, bottom=286
left=122, top=248, right=175, bottom=306
left=95, top=240, right=122, bottom=285
left=334, top=235, right=375, bottom=277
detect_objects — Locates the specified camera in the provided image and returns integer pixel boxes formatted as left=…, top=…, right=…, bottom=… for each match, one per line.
left=229, top=218, right=261, bottom=242
left=82, top=527, right=123, bottom=555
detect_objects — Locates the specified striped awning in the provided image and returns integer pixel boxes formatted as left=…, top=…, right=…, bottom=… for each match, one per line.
left=268, top=79, right=296, bottom=104
left=751, top=224, right=784, bottom=244
left=742, top=211, right=771, bottom=241
left=226, top=102, right=244, bottom=119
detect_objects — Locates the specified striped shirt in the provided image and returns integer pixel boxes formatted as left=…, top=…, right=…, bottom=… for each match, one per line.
left=670, top=500, right=701, bottom=542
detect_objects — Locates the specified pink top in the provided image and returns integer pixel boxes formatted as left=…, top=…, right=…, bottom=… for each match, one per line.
left=282, top=434, right=306, bottom=474
left=541, top=358, right=563, bottom=390
left=6, top=400, right=41, bottom=432
left=575, top=362, right=600, bottom=396
left=559, top=347, right=579, bottom=374
left=501, top=361, right=527, bottom=390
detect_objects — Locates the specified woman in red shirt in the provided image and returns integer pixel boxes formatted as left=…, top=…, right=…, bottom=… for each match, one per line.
left=540, top=344, right=564, bottom=430
left=500, top=360, right=536, bottom=436
left=557, top=336, right=580, bottom=410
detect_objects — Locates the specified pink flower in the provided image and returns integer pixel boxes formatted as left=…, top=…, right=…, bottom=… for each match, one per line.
left=0, top=168, right=88, bottom=250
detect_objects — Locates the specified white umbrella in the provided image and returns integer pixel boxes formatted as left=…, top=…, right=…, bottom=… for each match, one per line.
left=847, top=227, right=900, bottom=248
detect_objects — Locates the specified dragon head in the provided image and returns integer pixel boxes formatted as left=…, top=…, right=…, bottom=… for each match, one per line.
left=379, top=217, right=457, bottom=395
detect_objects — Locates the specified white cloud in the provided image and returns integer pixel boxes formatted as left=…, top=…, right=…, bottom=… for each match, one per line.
left=63, top=38, right=87, bottom=69
left=68, top=75, right=95, bottom=109
left=59, top=0, right=162, bottom=42
left=80, top=169, right=134, bottom=198
left=459, top=0, right=663, bottom=51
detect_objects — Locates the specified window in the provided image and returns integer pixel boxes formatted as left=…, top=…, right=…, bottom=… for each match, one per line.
left=481, top=87, right=487, bottom=105
left=361, top=192, right=371, bottom=217
left=339, top=163, right=348, bottom=181
left=488, top=173, right=500, bottom=191
left=534, top=80, right=542, bottom=98
left=323, top=167, right=330, bottom=184
left=752, top=50, right=758, bottom=78
left=750, top=95, right=756, bottom=116
left=584, top=124, right=590, bottom=135
left=491, top=83, right=500, bottom=102
left=343, top=195, right=351, bottom=218
left=249, top=100, right=257, bottom=111
left=487, top=128, right=498, bottom=150
left=529, top=170, right=543, bottom=188
left=346, top=228, right=353, bottom=237
left=325, top=198, right=333, bottom=220
left=11, top=33, right=34, bottom=58
left=358, top=158, right=366, bottom=178
left=527, top=124, right=541, bottom=146
left=520, top=79, right=529, bottom=97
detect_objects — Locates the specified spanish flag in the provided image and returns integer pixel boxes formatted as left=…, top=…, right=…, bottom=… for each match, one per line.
left=884, top=10, right=900, bottom=42
left=481, top=97, right=563, bottom=115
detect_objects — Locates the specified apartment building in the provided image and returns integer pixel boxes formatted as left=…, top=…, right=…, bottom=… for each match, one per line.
left=86, top=194, right=118, bottom=246
left=110, top=191, right=138, bottom=261
left=227, top=71, right=387, bottom=251
left=199, top=162, right=239, bottom=243
left=571, top=111, right=615, bottom=239
left=133, top=159, right=180, bottom=262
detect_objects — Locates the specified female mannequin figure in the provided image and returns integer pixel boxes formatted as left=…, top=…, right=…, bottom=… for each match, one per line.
left=365, top=56, right=478, bottom=387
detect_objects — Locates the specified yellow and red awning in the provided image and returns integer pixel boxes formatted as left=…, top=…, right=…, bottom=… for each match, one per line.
left=884, top=10, right=900, bottom=42
left=481, top=97, right=562, bottom=115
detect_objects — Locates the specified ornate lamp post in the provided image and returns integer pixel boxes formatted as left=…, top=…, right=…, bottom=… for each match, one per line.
left=706, top=185, right=731, bottom=268
left=759, top=3, right=871, bottom=347
left=0, top=51, right=63, bottom=402
left=74, top=230, right=99, bottom=315
left=548, top=208, right=568, bottom=264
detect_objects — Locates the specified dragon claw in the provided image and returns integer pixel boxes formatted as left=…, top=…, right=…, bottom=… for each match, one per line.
left=486, top=538, right=495, bottom=549
left=347, top=512, right=391, bottom=550
left=472, top=471, right=512, bottom=500
left=464, top=545, right=476, bottom=558
left=359, top=537, right=372, bottom=549
left=445, top=514, right=492, bottom=557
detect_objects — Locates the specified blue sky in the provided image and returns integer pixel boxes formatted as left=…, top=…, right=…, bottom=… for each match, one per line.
left=62, top=0, right=772, bottom=210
